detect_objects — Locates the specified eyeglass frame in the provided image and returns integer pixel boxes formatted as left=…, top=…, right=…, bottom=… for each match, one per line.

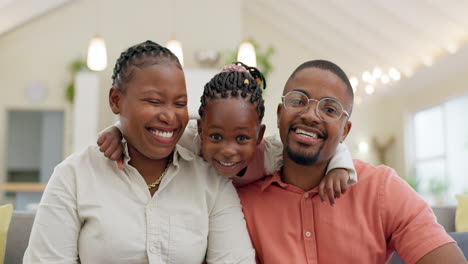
left=281, top=91, right=350, bottom=122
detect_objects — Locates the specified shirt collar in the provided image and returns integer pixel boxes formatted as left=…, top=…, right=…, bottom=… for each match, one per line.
left=172, top=144, right=195, bottom=165
left=121, top=139, right=194, bottom=168
left=260, top=171, right=288, bottom=192
left=260, top=169, right=321, bottom=195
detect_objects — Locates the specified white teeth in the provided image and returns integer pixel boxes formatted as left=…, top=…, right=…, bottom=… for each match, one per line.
left=151, top=130, right=174, bottom=138
left=219, top=161, right=236, bottom=167
left=295, top=128, right=318, bottom=138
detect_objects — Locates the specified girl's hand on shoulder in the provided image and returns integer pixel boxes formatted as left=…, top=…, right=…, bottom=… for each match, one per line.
left=97, top=126, right=124, bottom=169
left=318, top=168, right=349, bottom=206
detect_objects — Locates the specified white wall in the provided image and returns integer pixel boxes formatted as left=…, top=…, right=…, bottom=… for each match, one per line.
left=0, top=0, right=242, bottom=183
left=346, top=46, right=468, bottom=178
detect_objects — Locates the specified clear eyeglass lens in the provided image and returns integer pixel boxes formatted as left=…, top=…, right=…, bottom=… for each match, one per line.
left=284, top=92, right=344, bottom=122
left=318, top=99, right=342, bottom=121
left=284, top=93, right=308, bottom=114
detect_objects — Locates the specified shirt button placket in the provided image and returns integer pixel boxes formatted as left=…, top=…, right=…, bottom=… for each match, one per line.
left=301, top=192, right=317, bottom=263
left=146, top=204, right=158, bottom=258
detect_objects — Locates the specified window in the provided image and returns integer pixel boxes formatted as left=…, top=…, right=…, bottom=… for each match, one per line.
left=411, top=95, right=468, bottom=204
left=3, top=110, right=64, bottom=211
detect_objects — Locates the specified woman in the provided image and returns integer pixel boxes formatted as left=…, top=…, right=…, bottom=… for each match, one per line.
left=23, top=40, right=255, bottom=264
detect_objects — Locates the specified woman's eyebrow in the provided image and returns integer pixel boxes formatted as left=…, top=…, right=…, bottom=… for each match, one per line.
left=142, top=90, right=187, bottom=99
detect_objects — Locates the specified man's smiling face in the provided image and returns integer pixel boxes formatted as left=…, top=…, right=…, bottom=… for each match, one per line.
left=277, top=67, right=352, bottom=166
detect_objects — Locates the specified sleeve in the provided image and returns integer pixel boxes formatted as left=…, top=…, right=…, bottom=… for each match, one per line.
left=23, top=164, right=81, bottom=263
left=113, top=120, right=122, bottom=131
left=380, top=168, right=454, bottom=264
left=326, top=143, right=358, bottom=185
left=177, top=119, right=201, bottom=155
left=263, top=135, right=283, bottom=175
left=206, top=178, right=256, bottom=264
left=232, top=142, right=266, bottom=187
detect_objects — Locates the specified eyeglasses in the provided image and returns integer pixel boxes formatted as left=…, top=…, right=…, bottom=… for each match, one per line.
left=281, top=91, right=350, bottom=122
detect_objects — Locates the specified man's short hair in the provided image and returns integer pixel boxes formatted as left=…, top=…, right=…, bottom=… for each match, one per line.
left=288, top=60, right=354, bottom=115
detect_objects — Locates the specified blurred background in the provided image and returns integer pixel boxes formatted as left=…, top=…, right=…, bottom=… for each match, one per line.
left=1, top=0, right=468, bottom=210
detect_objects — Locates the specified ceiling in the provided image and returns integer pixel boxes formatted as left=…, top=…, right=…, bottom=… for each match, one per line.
left=1, top=0, right=467, bottom=99
left=0, top=0, right=73, bottom=37
left=246, top=0, right=468, bottom=98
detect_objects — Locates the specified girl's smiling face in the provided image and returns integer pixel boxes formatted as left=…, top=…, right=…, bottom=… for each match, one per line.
left=198, top=97, right=265, bottom=178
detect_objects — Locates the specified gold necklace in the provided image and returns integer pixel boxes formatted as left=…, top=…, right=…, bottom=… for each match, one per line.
left=147, top=159, right=171, bottom=190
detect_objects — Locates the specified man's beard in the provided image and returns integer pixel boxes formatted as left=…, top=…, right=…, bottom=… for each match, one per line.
left=286, top=143, right=322, bottom=165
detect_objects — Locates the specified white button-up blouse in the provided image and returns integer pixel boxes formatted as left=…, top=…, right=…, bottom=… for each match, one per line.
left=23, top=144, right=255, bottom=264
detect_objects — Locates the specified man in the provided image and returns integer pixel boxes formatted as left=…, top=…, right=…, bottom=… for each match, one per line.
left=237, top=60, right=467, bottom=263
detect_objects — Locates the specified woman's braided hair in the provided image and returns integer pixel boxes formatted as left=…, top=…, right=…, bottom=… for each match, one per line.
left=198, top=61, right=266, bottom=121
left=111, top=40, right=182, bottom=91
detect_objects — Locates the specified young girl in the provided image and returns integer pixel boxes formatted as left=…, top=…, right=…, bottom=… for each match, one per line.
left=99, top=62, right=357, bottom=205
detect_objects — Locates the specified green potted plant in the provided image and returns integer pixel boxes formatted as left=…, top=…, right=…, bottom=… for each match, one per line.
left=404, top=175, right=420, bottom=192
left=65, top=57, right=89, bottom=104
left=429, top=177, right=448, bottom=205
left=404, top=167, right=420, bottom=192
left=225, top=40, right=275, bottom=80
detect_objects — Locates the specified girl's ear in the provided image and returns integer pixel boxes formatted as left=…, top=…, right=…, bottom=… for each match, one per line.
left=256, top=124, right=266, bottom=145
left=196, top=119, right=202, bottom=136
left=109, top=87, right=122, bottom=114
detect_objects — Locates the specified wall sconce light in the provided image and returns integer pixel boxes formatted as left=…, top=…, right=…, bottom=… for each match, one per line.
left=237, top=40, right=257, bottom=67
left=358, top=141, right=369, bottom=153
left=166, top=38, right=184, bottom=66
left=87, top=35, right=107, bottom=71
left=166, top=0, right=184, bottom=66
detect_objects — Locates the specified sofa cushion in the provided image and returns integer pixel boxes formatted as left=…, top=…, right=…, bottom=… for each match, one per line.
left=432, top=205, right=456, bottom=232
left=0, top=204, right=13, bottom=264
left=5, top=211, right=35, bottom=264
left=456, top=194, right=468, bottom=232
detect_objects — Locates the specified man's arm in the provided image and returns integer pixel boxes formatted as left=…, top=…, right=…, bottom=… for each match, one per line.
left=379, top=166, right=464, bottom=263
left=23, top=164, right=81, bottom=263
left=416, top=243, right=467, bottom=264
left=206, top=178, right=255, bottom=263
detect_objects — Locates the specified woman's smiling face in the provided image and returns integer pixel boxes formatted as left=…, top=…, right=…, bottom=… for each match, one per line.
left=110, top=63, right=188, bottom=163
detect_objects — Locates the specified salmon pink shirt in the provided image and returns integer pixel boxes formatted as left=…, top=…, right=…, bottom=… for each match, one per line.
left=237, top=159, right=454, bottom=264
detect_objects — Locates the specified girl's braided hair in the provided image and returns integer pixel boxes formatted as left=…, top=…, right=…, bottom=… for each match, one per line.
left=198, top=61, right=266, bottom=121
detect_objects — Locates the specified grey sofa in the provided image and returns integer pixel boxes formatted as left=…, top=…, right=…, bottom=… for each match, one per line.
left=5, top=207, right=467, bottom=263
left=388, top=232, right=468, bottom=264
left=5, top=211, right=35, bottom=264
left=387, top=206, right=468, bottom=263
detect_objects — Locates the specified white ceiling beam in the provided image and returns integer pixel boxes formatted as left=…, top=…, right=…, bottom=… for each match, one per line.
left=0, top=0, right=15, bottom=9
left=370, top=0, right=455, bottom=46
left=326, top=0, right=419, bottom=67
left=329, top=0, right=434, bottom=64
left=422, top=0, right=468, bottom=31
left=289, top=0, right=397, bottom=68
left=246, top=1, right=356, bottom=72
left=251, top=0, right=377, bottom=73
left=0, top=0, right=74, bottom=36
